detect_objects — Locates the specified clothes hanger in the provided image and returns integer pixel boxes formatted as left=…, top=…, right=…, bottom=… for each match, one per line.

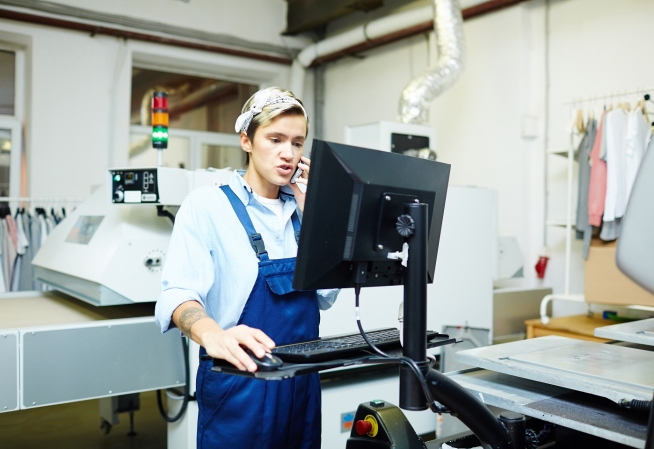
left=575, top=108, right=586, bottom=134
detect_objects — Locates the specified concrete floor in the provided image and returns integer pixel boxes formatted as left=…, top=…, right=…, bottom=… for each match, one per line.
left=0, top=391, right=167, bottom=449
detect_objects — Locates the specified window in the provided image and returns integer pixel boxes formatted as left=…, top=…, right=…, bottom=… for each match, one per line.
left=129, top=68, right=253, bottom=169
left=0, top=129, right=11, bottom=195
left=201, top=144, right=246, bottom=170
left=0, top=47, right=23, bottom=200
left=0, top=50, right=15, bottom=116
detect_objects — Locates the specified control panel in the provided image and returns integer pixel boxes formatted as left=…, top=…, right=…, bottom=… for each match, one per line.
left=110, top=169, right=159, bottom=204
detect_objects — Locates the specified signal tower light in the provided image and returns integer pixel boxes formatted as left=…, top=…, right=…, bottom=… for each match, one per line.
left=152, top=91, right=169, bottom=150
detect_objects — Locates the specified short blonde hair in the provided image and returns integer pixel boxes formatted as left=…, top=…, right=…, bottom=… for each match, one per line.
left=242, top=87, right=309, bottom=143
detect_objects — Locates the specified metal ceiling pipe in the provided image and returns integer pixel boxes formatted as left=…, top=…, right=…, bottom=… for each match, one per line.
left=398, top=0, right=465, bottom=125
left=290, top=3, right=433, bottom=97
left=289, top=0, right=527, bottom=100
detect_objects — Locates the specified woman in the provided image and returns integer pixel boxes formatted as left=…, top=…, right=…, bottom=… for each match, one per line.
left=155, top=87, right=338, bottom=448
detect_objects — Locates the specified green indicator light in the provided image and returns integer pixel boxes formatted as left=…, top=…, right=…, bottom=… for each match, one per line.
left=152, top=126, right=168, bottom=149
left=114, top=174, right=121, bottom=182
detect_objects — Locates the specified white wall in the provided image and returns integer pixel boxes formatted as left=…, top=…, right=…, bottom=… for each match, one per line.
left=4, top=0, right=654, bottom=314
left=323, top=2, right=544, bottom=289
left=0, top=5, right=302, bottom=200
left=45, top=0, right=309, bottom=50
left=322, top=0, right=654, bottom=316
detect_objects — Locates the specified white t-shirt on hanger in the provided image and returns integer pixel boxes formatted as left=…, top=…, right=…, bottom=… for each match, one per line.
left=625, top=107, right=649, bottom=199
left=604, top=109, right=628, bottom=222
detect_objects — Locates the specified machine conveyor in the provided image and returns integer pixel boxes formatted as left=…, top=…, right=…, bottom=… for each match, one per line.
left=444, top=369, right=648, bottom=448
left=595, top=318, right=654, bottom=346
left=455, top=336, right=654, bottom=404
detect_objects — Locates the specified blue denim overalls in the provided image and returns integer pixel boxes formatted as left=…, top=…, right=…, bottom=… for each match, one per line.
left=196, top=185, right=321, bottom=449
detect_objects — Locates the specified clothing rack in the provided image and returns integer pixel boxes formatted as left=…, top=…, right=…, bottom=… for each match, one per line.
left=564, top=86, right=654, bottom=105
left=541, top=88, right=654, bottom=323
left=0, top=197, right=83, bottom=203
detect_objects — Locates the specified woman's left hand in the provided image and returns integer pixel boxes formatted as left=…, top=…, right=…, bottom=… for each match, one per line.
left=289, top=156, right=310, bottom=213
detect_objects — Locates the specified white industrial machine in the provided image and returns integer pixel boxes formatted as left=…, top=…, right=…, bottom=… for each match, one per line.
left=17, top=165, right=232, bottom=449
left=346, top=121, right=437, bottom=159
left=32, top=167, right=232, bottom=306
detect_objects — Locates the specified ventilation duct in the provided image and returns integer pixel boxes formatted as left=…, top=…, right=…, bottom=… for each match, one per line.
left=289, top=3, right=434, bottom=98
left=289, top=1, right=465, bottom=123
left=398, top=0, right=465, bottom=124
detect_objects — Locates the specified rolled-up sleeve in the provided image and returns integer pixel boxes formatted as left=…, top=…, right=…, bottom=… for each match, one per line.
left=317, top=289, right=339, bottom=310
left=155, top=195, right=216, bottom=333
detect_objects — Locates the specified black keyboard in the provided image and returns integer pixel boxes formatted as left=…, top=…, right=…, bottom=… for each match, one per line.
left=271, top=328, right=443, bottom=363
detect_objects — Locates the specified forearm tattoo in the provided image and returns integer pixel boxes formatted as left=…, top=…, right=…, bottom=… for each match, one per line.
left=179, top=307, right=210, bottom=340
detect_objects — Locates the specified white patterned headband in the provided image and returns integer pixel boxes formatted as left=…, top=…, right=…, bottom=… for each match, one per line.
left=234, top=90, right=307, bottom=134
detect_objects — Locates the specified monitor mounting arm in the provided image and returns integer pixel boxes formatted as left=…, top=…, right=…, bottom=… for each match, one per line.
left=399, top=202, right=513, bottom=449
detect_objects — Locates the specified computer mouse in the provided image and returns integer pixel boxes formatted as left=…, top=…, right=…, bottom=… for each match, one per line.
left=245, top=349, right=283, bottom=371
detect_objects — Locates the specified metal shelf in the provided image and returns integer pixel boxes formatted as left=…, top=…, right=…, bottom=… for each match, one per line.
left=547, top=148, right=578, bottom=161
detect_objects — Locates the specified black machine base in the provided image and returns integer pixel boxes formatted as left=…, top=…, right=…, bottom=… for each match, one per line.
left=346, top=400, right=427, bottom=449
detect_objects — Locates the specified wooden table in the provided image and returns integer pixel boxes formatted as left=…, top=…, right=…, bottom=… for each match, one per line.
left=524, top=314, right=613, bottom=343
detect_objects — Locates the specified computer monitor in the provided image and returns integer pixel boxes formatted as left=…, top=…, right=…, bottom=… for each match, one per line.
left=293, top=139, right=450, bottom=291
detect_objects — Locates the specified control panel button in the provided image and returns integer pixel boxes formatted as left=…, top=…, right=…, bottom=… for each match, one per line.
left=113, top=190, right=124, bottom=202
left=355, top=415, right=379, bottom=437
left=355, top=420, right=372, bottom=436
left=369, top=400, right=385, bottom=408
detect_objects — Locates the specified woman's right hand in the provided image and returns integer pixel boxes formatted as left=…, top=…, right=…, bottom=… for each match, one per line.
left=201, top=324, right=276, bottom=372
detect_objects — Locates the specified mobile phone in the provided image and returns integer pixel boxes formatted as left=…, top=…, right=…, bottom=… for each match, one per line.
left=290, top=167, right=303, bottom=184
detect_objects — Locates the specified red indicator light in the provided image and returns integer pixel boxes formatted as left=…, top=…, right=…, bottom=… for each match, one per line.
left=152, top=95, right=168, bottom=110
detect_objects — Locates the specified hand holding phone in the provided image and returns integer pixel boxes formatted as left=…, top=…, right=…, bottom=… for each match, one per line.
left=290, top=167, right=304, bottom=184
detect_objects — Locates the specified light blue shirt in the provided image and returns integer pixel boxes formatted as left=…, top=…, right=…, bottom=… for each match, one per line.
left=154, top=170, right=339, bottom=334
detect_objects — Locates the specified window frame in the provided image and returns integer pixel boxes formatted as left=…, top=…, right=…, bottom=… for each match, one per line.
left=129, top=125, right=241, bottom=170
left=0, top=45, right=25, bottom=203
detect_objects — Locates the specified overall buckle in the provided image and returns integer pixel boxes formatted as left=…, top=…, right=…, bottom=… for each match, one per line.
left=249, top=233, right=267, bottom=258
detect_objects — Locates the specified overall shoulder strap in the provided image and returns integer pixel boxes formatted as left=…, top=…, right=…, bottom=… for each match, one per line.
left=220, top=185, right=268, bottom=261
left=291, top=211, right=301, bottom=245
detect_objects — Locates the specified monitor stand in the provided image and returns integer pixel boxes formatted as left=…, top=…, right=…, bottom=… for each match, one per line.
left=208, top=202, right=515, bottom=449
left=400, top=203, right=512, bottom=449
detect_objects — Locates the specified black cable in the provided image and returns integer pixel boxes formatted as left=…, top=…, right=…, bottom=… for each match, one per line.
left=621, top=399, right=653, bottom=413
left=157, top=205, right=175, bottom=225
left=354, top=284, right=449, bottom=414
left=355, top=284, right=390, bottom=358
left=154, top=205, right=189, bottom=422
left=157, top=333, right=191, bottom=423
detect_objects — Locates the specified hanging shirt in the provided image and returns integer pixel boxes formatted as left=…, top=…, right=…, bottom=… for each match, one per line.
left=625, top=107, right=649, bottom=199
left=18, top=213, right=34, bottom=292
left=575, top=119, right=596, bottom=237
left=575, top=119, right=597, bottom=259
left=30, top=215, right=43, bottom=291
left=2, top=220, right=17, bottom=287
left=13, top=213, right=29, bottom=257
left=603, top=109, right=628, bottom=223
left=11, top=212, right=29, bottom=291
left=5, top=215, right=18, bottom=254
left=588, top=112, right=608, bottom=227
left=155, top=170, right=339, bottom=334
left=45, top=216, right=56, bottom=234
left=38, top=215, right=47, bottom=246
